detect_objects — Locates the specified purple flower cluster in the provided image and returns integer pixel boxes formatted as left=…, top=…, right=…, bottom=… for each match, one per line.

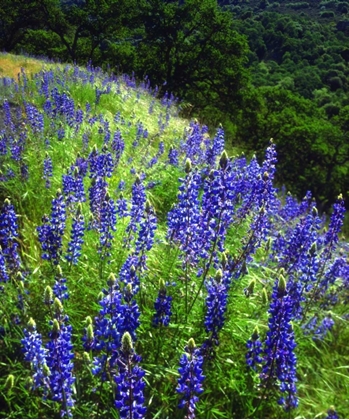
left=176, top=338, right=205, bottom=419
left=0, top=198, right=21, bottom=276
left=259, top=276, right=298, bottom=411
left=37, top=190, right=66, bottom=265
left=152, top=279, right=172, bottom=327
left=114, top=332, right=146, bottom=419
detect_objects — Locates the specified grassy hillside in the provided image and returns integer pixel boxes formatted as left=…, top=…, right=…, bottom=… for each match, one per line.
left=0, top=53, right=348, bottom=419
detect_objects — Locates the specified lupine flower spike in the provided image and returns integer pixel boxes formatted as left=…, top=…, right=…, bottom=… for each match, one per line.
left=114, top=332, right=146, bottom=419
left=176, top=338, right=205, bottom=419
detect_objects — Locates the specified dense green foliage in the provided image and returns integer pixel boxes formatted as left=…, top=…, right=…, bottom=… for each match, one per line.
left=1, top=1, right=349, bottom=209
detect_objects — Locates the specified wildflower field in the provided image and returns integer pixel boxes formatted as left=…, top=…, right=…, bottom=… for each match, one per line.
left=0, top=53, right=348, bottom=419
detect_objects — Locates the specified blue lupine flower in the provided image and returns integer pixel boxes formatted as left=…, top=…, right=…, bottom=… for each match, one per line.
left=114, top=332, right=146, bottom=419
left=125, top=175, right=146, bottom=246
left=246, top=326, right=263, bottom=371
left=116, top=193, right=128, bottom=218
left=167, top=159, right=203, bottom=268
left=46, top=298, right=75, bottom=418
left=203, top=269, right=228, bottom=346
left=135, top=199, right=157, bottom=271
left=168, top=147, right=179, bottom=166
left=205, top=125, right=225, bottom=167
left=43, top=153, right=53, bottom=188
left=152, top=279, right=172, bottom=327
left=176, top=338, right=205, bottom=419
left=21, top=317, right=49, bottom=391
left=37, top=190, right=66, bottom=265
left=0, top=248, right=9, bottom=285
left=88, top=177, right=107, bottom=230
left=53, top=265, right=69, bottom=301
left=65, top=203, right=85, bottom=265
left=326, top=406, right=340, bottom=419
left=0, top=199, right=21, bottom=274
left=112, top=129, right=125, bottom=165
left=260, top=276, right=298, bottom=411
left=99, top=191, right=117, bottom=258
left=92, top=274, right=124, bottom=357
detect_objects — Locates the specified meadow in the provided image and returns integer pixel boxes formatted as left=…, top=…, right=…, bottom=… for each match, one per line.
left=0, top=53, right=348, bottom=419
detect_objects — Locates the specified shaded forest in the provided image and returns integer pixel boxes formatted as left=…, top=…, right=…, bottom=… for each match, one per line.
left=1, top=0, right=349, bottom=212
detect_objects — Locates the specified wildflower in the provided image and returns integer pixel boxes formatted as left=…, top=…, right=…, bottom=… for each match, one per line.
left=152, top=279, right=172, bottom=327
left=246, top=326, right=263, bottom=371
left=259, top=275, right=298, bottom=411
left=0, top=198, right=21, bottom=274
left=21, top=317, right=49, bottom=391
left=65, top=203, right=85, bottom=265
left=114, top=332, right=146, bottom=419
left=203, top=269, right=228, bottom=347
left=46, top=298, right=75, bottom=417
left=326, top=406, right=340, bottom=419
left=37, top=190, right=66, bottom=265
left=176, top=338, right=205, bottom=419
left=43, top=153, right=53, bottom=188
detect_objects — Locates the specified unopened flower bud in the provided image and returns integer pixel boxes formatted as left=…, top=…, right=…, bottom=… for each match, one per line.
left=53, top=297, right=63, bottom=315
left=278, top=275, right=286, bottom=296
left=185, top=158, right=192, bottom=174
left=215, top=269, right=223, bottom=283
left=219, top=150, right=228, bottom=169
left=43, top=286, right=53, bottom=305
left=187, top=338, right=196, bottom=351
left=121, top=332, right=133, bottom=353
left=262, top=288, right=268, bottom=305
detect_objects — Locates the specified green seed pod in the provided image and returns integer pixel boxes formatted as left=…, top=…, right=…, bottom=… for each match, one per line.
left=126, top=283, right=133, bottom=295
left=262, top=288, right=268, bottom=305
left=130, top=265, right=136, bottom=275
left=74, top=166, right=79, bottom=177
left=27, top=317, right=36, bottom=332
left=185, top=158, right=192, bottom=174
left=121, top=332, right=133, bottom=352
left=159, top=278, right=166, bottom=292
left=187, top=338, right=196, bottom=351
left=56, top=264, right=63, bottom=277
left=85, top=316, right=93, bottom=326
left=219, top=150, right=228, bottom=169
left=86, top=324, right=94, bottom=341
left=5, top=374, right=14, bottom=392
left=56, top=188, right=62, bottom=197
left=278, top=275, right=287, bottom=296
left=52, top=319, right=60, bottom=334
left=215, top=269, right=223, bottom=283
left=107, top=273, right=116, bottom=287
left=53, top=297, right=64, bottom=315
left=251, top=326, right=260, bottom=341
left=43, top=286, right=53, bottom=305
left=25, top=376, right=34, bottom=390
left=97, top=291, right=104, bottom=302
left=312, top=206, right=318, bottom=217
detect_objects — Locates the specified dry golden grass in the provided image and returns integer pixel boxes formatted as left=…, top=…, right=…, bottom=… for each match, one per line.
left=0, top=53, right=44, bottom=79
